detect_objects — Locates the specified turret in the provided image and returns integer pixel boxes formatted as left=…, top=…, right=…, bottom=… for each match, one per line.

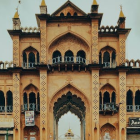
left=118, top=6, right=126, bottom=28
left=91, top=0, right=99, bottom=13
left=40, top=0, right=47, bottom=14
left=13, top=10, right=21, bottom=30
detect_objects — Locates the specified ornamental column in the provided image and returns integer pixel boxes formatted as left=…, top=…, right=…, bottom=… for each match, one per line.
left=13, top=71, right=21, bottom=140
left=119, top=70, right=127, bottom=140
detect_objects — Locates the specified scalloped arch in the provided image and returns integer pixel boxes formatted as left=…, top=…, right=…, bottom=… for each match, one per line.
left=47, top=30, right=90, bottom=50
left=100, top=83, right=116, bottom=92
left=99, top=45, right=116, bottom=52
left=49, top=83, right=90, bottom=111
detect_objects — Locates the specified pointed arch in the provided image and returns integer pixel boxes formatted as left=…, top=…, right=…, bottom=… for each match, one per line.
left=23, top=83, right=39, bottom=94
left=48, top=31, right=90, bottom=50
left=100, top=83, right=116, bottom=92
left=49, top=83, right=90, bottom=111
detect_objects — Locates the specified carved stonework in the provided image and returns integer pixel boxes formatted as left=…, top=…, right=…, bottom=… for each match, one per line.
left=40, top=6, right=47, bottom=14
left=13, top=19, right=21, bottom=30
left=13, top=37, right=19, bottom=66
left=92, top=23, right=99, bottom=63
left=49, top=33, right=90, bottom=59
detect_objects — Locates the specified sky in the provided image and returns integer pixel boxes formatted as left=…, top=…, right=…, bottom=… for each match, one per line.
left=0, top=0, right=140, bottom=62
left=0, top=0, right=140, bottom=137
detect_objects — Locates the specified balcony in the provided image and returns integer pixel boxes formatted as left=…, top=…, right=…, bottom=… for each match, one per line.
left=100, top=103, right=119, bottom=115
left=48, top=56, right=90, bottom=65
left=127, top=105, right=140, bottom=112
left=21, top=103, right=40, bottom=112
left=22, top=62, right=39, bottom=69
left=0, top=106, right=13, bottom=113
left=103, top=62, right=117, bottom=68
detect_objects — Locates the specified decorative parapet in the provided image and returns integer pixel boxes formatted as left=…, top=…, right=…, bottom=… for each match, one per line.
left=0, top=61, right=14, bottom=69
left=125, top=59, right=140, bottom=68
left=20, top=27, right=40, bottom=33
left=99, top=25, right=118, bottom=33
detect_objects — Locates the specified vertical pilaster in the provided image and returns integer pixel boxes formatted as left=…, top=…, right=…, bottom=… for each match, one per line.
left=13, top=73, right=21, bottom=140
left=119, top=71, right=126, bottom=140
left=40, top=20, right=47, bottom=64
left=119, top=34, right=126, bottom=66
left=91, top=69, right=99, bottom=139
left=40, top=70, right=48, bottom=140
left=13, top=36, right=20, bottom=66
left=91, top=20, right=99, bottom=64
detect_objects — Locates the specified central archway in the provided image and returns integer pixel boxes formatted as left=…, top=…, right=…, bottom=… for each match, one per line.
left=54, top=92, right=85, bottom=140
left=49, top=84, right=90, bottom=140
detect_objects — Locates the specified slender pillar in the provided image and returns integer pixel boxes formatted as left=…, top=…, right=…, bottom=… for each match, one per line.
left=56, top=120, right=58, bottom=140
left=133, top=96, right=135, bottom=112
left=35, top=52, right=37, bottom=64
left=13, top=72, right=21, bottom=140
left=119, top=71, right=126, bottom=140
left=91, top=69, right=100, bottom=140
left=26, top=52, right=29, bottom=68
left=27, top=95, right=29, bottom=111
left=40, top=69, right=48, bottom=140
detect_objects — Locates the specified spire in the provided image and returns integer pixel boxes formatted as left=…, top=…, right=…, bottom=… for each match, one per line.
left=41, top=0, right=46, bottom=6
left=13, top=10, right=19, bottom=18
left=91, top=0, right=99, bottom=13
left=93, top=0, right=98, bottom=5
left=119, top=5, right=125, bottom=18
left=40, top=0, right=47, bottom=14
left=118, top=5, right=126, bottom=28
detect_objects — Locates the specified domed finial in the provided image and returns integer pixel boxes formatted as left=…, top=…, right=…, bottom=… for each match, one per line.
left=119, top=5, right=125, bottom=18
left=93, top=0, right=98, bottom=5
left=13, top=10, right=19, bottom=18
left=41, top=0, right=46, bottom=6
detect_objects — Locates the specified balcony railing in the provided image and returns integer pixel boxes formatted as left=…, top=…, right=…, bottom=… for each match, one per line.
left=0, top=106, right=13, bottom=112
left=100, top=103, right=119, bottom=115
left=48, top=56, right=90, bottom=65
left=127, top=105, right=140, bottom=112
left=22, top=62, right=40, bottom=68
left=21, top=103, right=40, bottom=112
left=103, top=62, right=117, bottom=68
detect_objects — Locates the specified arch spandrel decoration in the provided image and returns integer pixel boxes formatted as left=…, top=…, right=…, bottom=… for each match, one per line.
left=48, top=32, right=90, bottom=59
left=100, top=83, right=116, bottom=94
left=23, top=84, right=39, bottom=94
left=100, top=123, right=116, bottom=140
left=49, top=84, right=90, bottom=112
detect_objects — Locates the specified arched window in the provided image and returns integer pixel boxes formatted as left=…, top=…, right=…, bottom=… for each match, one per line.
left=74, top=12, right=77, bottom=16
left=52, top=51, right=62, bottom=64
left=103, top=51, right=110, bottom=67
left=60, top=12, right=64, bottom=17
left=127, top=90, right=133, bottom=112
left=67, top=12, right=71, bottom=17
left=7, top=91, right=13, bottom=106
left=111, top=92, right=116, bottom=103
left=37, top=93, right=40, bottom=111
left=37, top=52, right=39, bottom=63
left=135, top=90, right=140, bottom=105
left=23, top=51, right=27, bottom=63
left=112, top=51, right=116, bottom=63
left=29, top=52, right=35, bottom=63
left=64, top=50, right=74, bottom=62
left=76, top=50, right=86, bottom=63
left=99, top=92, right=102, bottom=110
left=23, top=92, right=28, bottom=111
left=29, top=92, right=36, bottom=111
left=0, top=91, right=5, bottom=112
left=103, top=92, right=110, bottom=104
left=7, top=91, right=13, bottom=112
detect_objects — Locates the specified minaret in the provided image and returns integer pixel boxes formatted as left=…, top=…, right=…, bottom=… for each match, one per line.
left=40, top=0, right=47, bottom=14
left=13, top=10, right=21, bottom=30
left=91, top=0, right=99, bottom=13
left=118, top=5, right=126, bottom=28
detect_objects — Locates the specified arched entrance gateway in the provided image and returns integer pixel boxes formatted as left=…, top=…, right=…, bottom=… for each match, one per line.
left=49, top=85, right=90, bottom=140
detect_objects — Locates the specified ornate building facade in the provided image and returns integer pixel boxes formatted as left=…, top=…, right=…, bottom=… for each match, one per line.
left=0, top=0, right=140, bottom=140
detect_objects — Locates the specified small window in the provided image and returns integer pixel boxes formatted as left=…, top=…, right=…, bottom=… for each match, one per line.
left=60, top=13, right=64, bottom=17
left=74, top=12, right=77, bottom=16
left=67, top=12, right=71, bottom=17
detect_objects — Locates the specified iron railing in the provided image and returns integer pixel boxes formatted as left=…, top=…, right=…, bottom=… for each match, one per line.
left=127, top=105, right=140, bottom=112
left=48, top=56, right=90, bottom=65
left=0, top=106, right=13, bottom=112
left=22, top=62, right=40, bottom=68
left=21, top=103, right=40, bottom=112
left=103, top=62, right=117, bottom=68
